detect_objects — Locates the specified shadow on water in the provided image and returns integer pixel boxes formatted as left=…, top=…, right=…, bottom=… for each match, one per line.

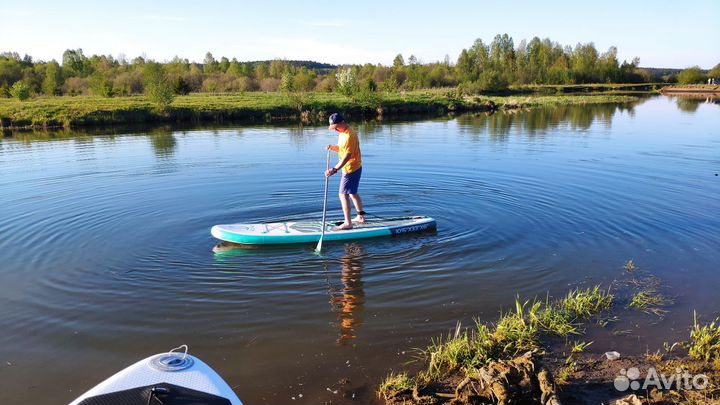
left=211, top=241, right=315, bottom=259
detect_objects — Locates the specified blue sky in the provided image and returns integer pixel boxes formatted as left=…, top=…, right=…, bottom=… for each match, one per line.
left=1, top=0, right=718, bottom=68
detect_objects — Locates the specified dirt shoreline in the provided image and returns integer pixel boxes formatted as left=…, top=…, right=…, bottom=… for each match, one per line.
left=383, top=351, right=719, bottom=405
left=661, top=85, right=720, bottom=94
left=547, top=352, right=719, bottom=405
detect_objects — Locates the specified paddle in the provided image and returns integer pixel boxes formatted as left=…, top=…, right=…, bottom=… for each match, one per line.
left=316, top=149, right=331, bottom=253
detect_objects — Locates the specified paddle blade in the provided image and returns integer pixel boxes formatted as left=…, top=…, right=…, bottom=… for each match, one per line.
left=315, top=238, right=323, bottom=253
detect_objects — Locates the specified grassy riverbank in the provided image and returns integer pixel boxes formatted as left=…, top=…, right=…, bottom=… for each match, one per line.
left=378, top=264, right=720, bottom=405
left=0, top=91, right=639, bottom=130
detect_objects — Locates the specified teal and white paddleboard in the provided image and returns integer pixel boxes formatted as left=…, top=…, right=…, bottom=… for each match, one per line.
left=211, top=216, right=435, bottom=245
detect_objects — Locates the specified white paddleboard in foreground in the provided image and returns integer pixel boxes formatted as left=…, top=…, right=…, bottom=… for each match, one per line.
left=69, top=347, right=242, bottom=405
left=211, top=215, right=436, bottom=245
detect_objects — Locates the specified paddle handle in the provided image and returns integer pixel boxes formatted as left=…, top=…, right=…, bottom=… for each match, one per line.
left=316, top=150, right=331, bottom=251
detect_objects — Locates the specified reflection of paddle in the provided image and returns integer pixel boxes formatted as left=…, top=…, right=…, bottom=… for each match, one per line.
left=316, top=150, right=331, bottom=253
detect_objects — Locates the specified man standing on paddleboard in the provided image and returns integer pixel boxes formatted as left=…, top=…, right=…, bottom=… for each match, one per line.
left=325, top=113, right=365, bottom=230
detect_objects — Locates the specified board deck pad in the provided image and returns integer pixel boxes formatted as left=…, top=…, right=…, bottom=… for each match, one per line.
left=211, top=216, right=435, bottom=245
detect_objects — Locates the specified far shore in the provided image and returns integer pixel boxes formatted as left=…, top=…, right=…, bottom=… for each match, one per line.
left=0, top=89, right=645, bottom=131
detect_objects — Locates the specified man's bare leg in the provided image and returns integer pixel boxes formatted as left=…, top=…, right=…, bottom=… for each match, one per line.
left=337, top=194, right=353, bottom=230
left=350, top=194, right=365, bottom=224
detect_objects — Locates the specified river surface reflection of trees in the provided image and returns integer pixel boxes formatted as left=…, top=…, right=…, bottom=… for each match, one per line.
left=673, top=94, right=719, bottom=112
left=455, top=103, right=635, bottom=140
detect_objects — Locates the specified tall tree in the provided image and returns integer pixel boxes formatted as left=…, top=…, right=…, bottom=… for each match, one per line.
left=43, top=60, right=63, bottom=95
left=203, top=52, right=219, bottom=74
left=490, top=33, right=515, bottom=82
left=456, top=49, right=474, bottom=82
left=219, top=56, right=230, bottom=73
left=269, top=60, right=288, bottom=78
left=62, top=49, right=90, bottom=77
left=143, top=62, right=175, bottom=109
left=677, top=66, right=707, bottom=84
left=571, top=43, right=599, bottom=83
left=0, top=53, right=24, bottom=87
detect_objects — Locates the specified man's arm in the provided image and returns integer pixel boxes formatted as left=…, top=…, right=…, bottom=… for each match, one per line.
left=334, top=153, right=352, bottom=171
left=326, top=152, right=352, bottom=177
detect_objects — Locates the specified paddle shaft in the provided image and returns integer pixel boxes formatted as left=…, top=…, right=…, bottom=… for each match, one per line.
left=316, top=150, right=331, bottom=251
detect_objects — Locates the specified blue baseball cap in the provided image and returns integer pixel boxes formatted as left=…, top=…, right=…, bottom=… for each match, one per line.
left=328, top=113, right=344, bottom=125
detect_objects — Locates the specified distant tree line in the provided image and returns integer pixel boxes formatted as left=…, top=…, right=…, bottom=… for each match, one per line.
left=2, top=34, right=718, bottom=101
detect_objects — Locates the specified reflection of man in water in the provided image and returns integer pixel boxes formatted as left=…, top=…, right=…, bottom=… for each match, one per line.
left=329, top=243, right=366, bottom=345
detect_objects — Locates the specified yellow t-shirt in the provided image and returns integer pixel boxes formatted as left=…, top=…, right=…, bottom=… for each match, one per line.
left=337, top=128, right=362, bottom=174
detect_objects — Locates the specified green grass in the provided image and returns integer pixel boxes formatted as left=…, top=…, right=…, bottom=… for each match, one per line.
left=570, top=340, right=593, bottom=354
left=378, top=286, right=615, bottom=398
left=485, top=94, right=638, bottom=109
left=378, top=372, right=415, bottom=399
left=688, top=311, right=720, bottom=362
left=628, top=289, right=670, bottom=313
left=0, top=91, right=640, bottom=129
left=422, top=323, right=474, bottom=380
left=379, top=285, right=614, bottom=398
left=557, top=341, right=593, bottom=383
left=532, top=305, right=580, bottom=336
left=559, top=286, right=614, bottom=319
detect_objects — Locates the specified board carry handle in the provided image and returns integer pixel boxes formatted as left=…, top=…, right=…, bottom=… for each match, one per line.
left=168, top=344, right=189, bottom=360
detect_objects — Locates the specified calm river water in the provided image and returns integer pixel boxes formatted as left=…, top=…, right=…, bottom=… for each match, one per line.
left=1, top=96, right=718, bottom=404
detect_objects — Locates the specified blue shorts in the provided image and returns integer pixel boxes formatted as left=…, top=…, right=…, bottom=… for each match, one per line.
left=339, top=167, right=362, bottom=195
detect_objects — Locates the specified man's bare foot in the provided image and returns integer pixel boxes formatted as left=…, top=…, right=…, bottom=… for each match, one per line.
left=333, top=222, right=353, bottom=231
left=353, top=215, right=366, bottom=224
